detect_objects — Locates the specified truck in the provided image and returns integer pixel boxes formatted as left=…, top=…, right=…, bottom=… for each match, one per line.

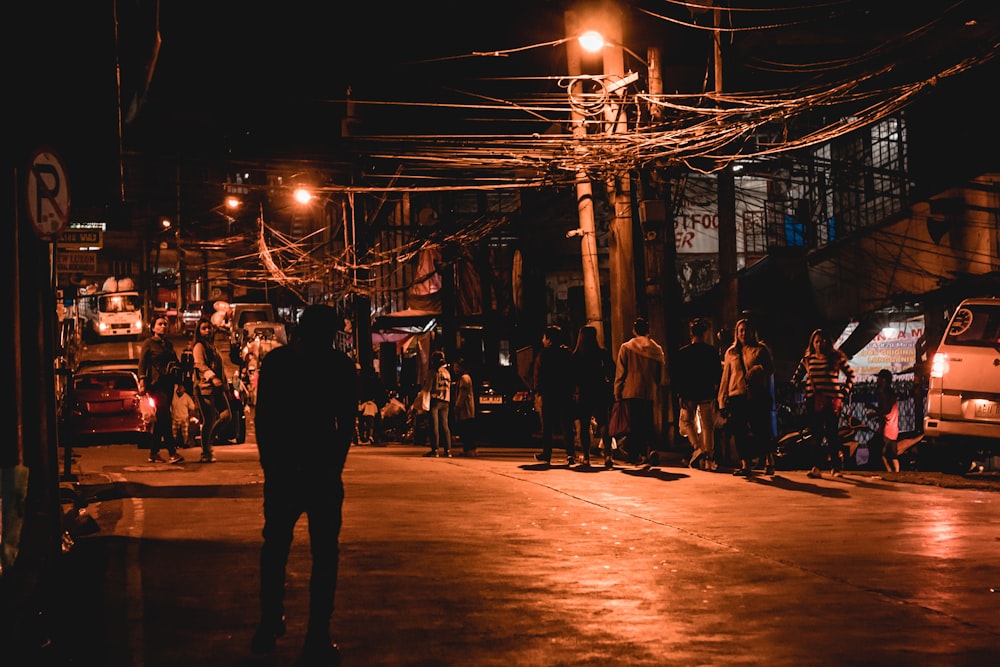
left=77, top=284, right=145, bottom=342
left=227, top=302, right=277, bottom=362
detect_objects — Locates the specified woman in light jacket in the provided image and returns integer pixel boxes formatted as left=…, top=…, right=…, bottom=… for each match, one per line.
left=718, top=318, right=775, bottom=477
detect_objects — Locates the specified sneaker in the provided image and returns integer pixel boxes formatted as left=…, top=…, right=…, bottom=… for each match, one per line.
left=534, top=453, right=550, bottom=464
left=764, top=465, right=775, bottom=475
left=807, top=466, right=822, bottom=478
left=445, top=451, right=452, bottom=458
left=566, top=456, right=575, bottom=466
left=168, top=454, right=185, bottom=464
left=199, top=455, right=217, bottom=463
left=147, top=454, right=166, bottom=463
left=604, top=457, right=614, bottom=469
left=422, top=450, right=437, bottom=457
left=689, top=451, right=705, bottom=469
left=830, top=469, right=843, bottom=477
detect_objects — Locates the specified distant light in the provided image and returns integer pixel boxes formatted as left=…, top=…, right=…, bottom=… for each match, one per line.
left=225, top=196, right=242, bottom=210
left=160, top=218, right=172, bottom=230
left=579, top=30, right=605, bottom=53
left=293, top=188, right=313, bottom=205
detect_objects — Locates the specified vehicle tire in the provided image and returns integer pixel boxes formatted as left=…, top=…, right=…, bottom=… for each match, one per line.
left=917, top=437, right=972, bottom=474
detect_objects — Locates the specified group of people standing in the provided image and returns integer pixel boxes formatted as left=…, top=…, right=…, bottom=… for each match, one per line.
left=137, top=315, right=232, bottom=464
left=527, top=313, right=898, bottom=480
left=417, top=351, right=477, bottom=458
left=533, top=317, right=665, bottom=469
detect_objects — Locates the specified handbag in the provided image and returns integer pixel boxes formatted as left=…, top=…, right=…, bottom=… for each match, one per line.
left=609, top=400, right=631, bottom=438
left=855, top=445, right=870, bottom=467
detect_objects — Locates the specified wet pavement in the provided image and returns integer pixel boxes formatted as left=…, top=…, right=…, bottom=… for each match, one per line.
left=40, top=433, right=1000, bottom=667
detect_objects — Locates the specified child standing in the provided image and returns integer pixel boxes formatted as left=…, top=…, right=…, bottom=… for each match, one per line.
left=869, top=369, right=900, bottom=472
left=171, top=382, right=199, bottom=451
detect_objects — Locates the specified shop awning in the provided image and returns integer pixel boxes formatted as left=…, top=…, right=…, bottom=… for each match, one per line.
left=371, top=309, right=438, bottom=344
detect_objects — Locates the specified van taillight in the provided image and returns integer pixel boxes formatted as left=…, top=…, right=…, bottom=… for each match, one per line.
left=930, top=352, right=947, bottom=379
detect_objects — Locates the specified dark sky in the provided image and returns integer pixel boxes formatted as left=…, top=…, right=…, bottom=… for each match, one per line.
left=15, top=0, right=999, bottom=211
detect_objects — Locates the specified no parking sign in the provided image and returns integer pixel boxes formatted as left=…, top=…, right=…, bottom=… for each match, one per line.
left=25, top=147, right=71, bottom=239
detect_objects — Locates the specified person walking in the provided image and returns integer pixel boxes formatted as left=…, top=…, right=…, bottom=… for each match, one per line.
left=613, top=316, right=665, bottom=466
left=452, top=358, right=478, bottom=457
left=191, top=318, right=229, bottom=463
left=251, top=304, right=358, bottom=664
left=137, top=316, right=183, bottom=464
left=170, top=382, right=198, bottom=450
left=571, top=326, right=615, bottom=468
left=533, top=325, right=576, bottom=465
left=869, top=369, right=900, bottom=473
left=428, top=350, right=453, bottom=457
left=673, top=317, right=722, bottom=471
left=718, top=318, right=776, bottom=477
left=792, top=328, right=855, bottom=478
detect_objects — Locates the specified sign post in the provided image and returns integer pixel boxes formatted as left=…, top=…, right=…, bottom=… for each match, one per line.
left=25, top=147, right=71, bottom=239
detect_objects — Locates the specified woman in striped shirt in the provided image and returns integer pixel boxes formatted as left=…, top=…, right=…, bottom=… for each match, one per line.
left=792, top=329, right=855, bottom=478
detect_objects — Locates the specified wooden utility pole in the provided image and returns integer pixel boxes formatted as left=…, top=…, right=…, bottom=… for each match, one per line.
left=564, top=9, right=606, bottom=347
left=715, top=7, right=739, bottom=330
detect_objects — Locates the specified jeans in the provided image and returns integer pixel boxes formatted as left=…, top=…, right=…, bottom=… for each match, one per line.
left=680, top=398, right=717, bottom=461
left=260, top=474, right=343, bottom=639
left=149, top=383, right=177, bottom=457
left=429, top=398, right=452, bottom=454
left=622, top=398, right=654, bottom=462
left=198, top=387, right=231, bottom=458
left=540, top=395, right=575, bottom=460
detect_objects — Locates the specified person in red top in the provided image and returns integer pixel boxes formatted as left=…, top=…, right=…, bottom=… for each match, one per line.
left=869, top=369, right=900, bottom=472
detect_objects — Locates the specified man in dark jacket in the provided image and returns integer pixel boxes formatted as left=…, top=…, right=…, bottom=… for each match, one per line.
left=137, top=316, right=183, bottom=464
left=673, top=317, right=722, bottom=470
left=251, top=305, right=358, bottom=665
left=533, top=325, right=576, bottom=465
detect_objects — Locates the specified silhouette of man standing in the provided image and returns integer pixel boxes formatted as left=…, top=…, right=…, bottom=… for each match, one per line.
left=251, top=305, right=358, bottom=665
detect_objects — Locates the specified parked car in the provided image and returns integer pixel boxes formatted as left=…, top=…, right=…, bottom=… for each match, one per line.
left=922, top=297, right=1000, bottom=472
left=474, top=366, right=539, bottom=442
left=59, top=366, right=155, bottom=447
left=180, top=301, right=206, bottom=333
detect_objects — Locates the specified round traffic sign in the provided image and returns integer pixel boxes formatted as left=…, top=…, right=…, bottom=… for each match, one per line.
left=26, top=147, right=71, bottom=239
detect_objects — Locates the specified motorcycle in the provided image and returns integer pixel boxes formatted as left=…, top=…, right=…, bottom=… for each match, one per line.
left=774, top=408, right=873, bottom=471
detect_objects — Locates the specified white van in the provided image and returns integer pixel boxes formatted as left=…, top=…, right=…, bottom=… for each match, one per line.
left=923, top=297, right=1000, bottom=469
left=228, top=303, right=276, bottom=362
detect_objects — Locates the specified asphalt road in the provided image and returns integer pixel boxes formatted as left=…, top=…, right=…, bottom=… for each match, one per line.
left=41, top=431, right=1000, bottom=667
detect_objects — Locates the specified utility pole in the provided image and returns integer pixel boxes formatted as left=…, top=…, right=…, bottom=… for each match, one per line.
left=715, top=6, right=739, bottom=330
left=564, top=9, right=606, bottom=347
left=572, top=3, right=637, bottom=357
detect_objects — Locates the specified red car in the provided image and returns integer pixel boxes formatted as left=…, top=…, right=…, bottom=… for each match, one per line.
left=59, top=367, right=156, bottom=447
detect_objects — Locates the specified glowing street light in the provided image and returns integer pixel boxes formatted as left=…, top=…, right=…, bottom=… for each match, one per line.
left=293, top=187, right=314, bottom=205
left=578, top=30, right=606, bottom=53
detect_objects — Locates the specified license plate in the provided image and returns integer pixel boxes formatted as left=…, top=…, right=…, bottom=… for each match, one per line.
left=975, top=401, right=1000, bottom=418
left=479, top=396, right=502, bottom=405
